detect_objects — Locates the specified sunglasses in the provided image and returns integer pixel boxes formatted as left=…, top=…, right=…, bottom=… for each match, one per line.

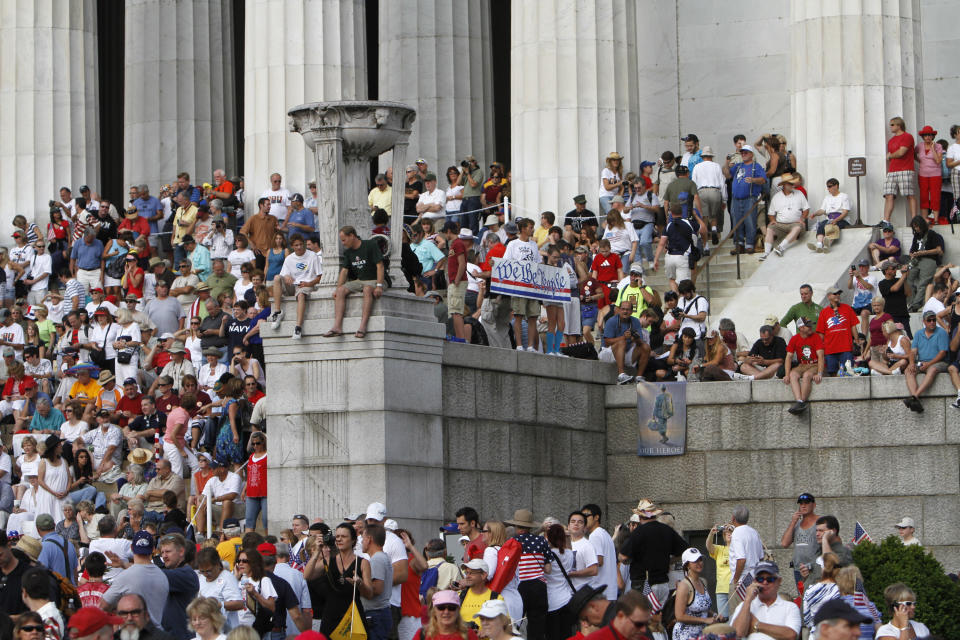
left=117, top=608, right=144, bottom=617
left=896, top=601, right=916, bottom=607
left=18, top=625, right=44, bottom=633
left=435, top=604, right=458, bottom=612
left=236, top=558, right=248, bottom=564
left=481, top=529, right=491, bottom=533
left=755, top=575, right=778, bottom=584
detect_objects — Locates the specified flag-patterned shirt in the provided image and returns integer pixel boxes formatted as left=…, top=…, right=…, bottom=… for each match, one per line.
left=514, top=533, right=548, bottom=582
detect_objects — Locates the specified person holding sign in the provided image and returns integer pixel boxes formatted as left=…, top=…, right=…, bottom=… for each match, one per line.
left=503, top=218, right=542, bottom=352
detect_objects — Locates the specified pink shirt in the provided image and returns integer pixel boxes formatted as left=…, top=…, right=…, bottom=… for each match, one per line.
left=916, top=142, right=943, bottom=177
left=163, top=406, right=190, bottom=446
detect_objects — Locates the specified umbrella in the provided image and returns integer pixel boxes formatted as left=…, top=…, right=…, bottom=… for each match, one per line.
left=65, top=362, right=100, bottom=377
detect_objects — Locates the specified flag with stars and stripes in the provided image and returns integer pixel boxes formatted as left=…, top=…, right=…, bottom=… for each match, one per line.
left=853, top=521, right=872, bottom=545
left=735, top=572, right=754, bottom=601
left=642, top=580, right=662, bottom=612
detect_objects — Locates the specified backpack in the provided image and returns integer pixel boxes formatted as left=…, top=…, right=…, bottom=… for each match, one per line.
left=419, top=564, right=440, bottom=597
left=49, top=569, right=79, bottom=619
left=486, top=538, right=522, bottom=593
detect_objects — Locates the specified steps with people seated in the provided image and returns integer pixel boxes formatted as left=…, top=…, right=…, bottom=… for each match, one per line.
left=639, top=249, right=764, bottom=314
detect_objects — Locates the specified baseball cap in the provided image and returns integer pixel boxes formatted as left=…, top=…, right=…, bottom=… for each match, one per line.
left=763, top=314, right=780, bottom=326
left=365, top=502, right=387, bottom=521
left=503, top=221, right=519, bottom=235
left=880, top=221, right=895, bottom=231
left=159, top=332, right=175, bottom=340
left=465, top=558, right=489, bottom=572
left=424, top=172, right=437, bottom=182
left=923, top=309, right=937, bottom=319
left=639, top=160, right=656, bottom=169
left=795, top=317, right=810, bottom=328
left=131, top=530, right=154, bottom=555
left=797, top=493, right=815, bottom=503
left=291, top=193, right=304, bottom=203
left=813, top=599, right=872, bottom=626
left=675, top=164, right=690, bottom=174
left=473, top=599, right=510, bottom=620
left=681, top=133, right=699, bottom=143
left=681, top=548, right=703, bottom=565
left=432, top=590, right=460, bottom=608
left=257, top=542, right=277, bottom=556
left=35, top=513, right=56, bottom=531
left=68, top=607, right=124, bottom=637
left=754, top=561, right=780, bottom=577
left=740, top=144, right=757, bottom=154
left=384, top=518, right=398, bottom=531
left=573, top=194, right=586, bottom=204
left=827, top=286, right=842, bottom=295
left=629, top=263, right=644, bottom=275
left=123, top=377, right=138, bottom=386
left=416, top=158, right=427, bottom=165
left=857, top=258, right=870, bottom=267
left=895, top=517, right=915, bottom=528
left=629, top=513, right=641, bottom=523
left=611, top=195, right=625, bottom=203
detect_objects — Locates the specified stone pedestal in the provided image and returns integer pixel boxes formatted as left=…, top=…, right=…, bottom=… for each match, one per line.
left=377, top=0, right=495, bottom=173
left=123, top=0, right=237, bottom=191
left=791, top=0, right=924, bottom=225
left=510, top=0, right=641, bottom=216
left=288, top=101, right=415, bottom=285
left=263, top=292, right=445, bottom=541
left=0, top=0, right=99, bottom=228
left=244, top=0, right=367, bottom=211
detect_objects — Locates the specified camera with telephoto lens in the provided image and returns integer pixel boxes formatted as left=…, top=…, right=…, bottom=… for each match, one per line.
left=322, top=531, right=336, bottom=547
left=48, top=200, right=59, bottom=215
left=460, top=160, right=471, bottom=169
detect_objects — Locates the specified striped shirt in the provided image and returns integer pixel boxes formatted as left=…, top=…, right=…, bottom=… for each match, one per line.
left=514, top=533, right=548, bottom=582
left=65, top=279, right=86, bottom=309
left=25, top=223, right=40, bottom=245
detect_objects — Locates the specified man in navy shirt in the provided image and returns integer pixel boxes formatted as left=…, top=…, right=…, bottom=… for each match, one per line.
left=724, top=144, right=767, bottom=255
left=158, top=533, right=199, bottom=640
left=653, top=202, right=701, bottom=293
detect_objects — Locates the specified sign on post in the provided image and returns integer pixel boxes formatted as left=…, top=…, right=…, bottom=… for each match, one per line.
left=848, top=157, right=866, bottom=177
left=490, top=258, right=571, bottom=303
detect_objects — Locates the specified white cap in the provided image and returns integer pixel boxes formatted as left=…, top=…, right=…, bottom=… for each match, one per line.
left=895, top=517, right=915, bottom=529
left=384, top=518, right=398, bottom=531
left=458, top=535, right=470, bottom=543
left=681, top=548, right=703, bottom=565
left=473, top=599, right=510, bottom=620
left=740, top=144, right=757, bottom=155
left=365, top=502, right=387, bottom=521
left=464, top=558, right=489, bottom=573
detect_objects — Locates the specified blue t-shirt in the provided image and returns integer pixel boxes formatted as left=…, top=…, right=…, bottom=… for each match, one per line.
left=602, top=314, right=643, bottom=347
left=685, top=149, right=703, bottom=173
left=912, top=326, right=948, bottom=362
left=70, top=238, right=105, bottom=270
left=286, top=208, right=316, bottom=238
left=411, top=240, right=446, bottom=272
left=249, top=307, right=270, bottom=345
left=135, top=195, right=163, bottom=232
left=731, top=162, right=766, bottom=199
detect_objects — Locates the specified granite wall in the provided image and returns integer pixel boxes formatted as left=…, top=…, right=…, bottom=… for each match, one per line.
left=441, top=343, right=615, bottom=524
left=607, top=376, right=960, bottom=576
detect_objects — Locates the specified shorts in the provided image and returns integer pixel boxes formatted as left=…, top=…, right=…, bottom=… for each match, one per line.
left=769, top=221, right=802, bottom=237
left=790, top=362, right=819, bottom=376
left=581, top=304, right=599, bottom=328
left=883, top=170, right=916, bottom=197
left=918, top=361, right=948, bottom=374
left=281, top=280, right=316, bottom=297
left=344, top=279, right=377, bottom=293
left=447, top=281, right=467, bottom=316
left=510, top=296, right=541, bottom=318
left=563, top=298, right=581, bottom=335
left=664, top=253, right=690, bottom=281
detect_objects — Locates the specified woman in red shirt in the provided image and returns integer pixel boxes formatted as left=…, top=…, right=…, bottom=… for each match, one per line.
left=415, top=590, right=479, bottom=640
left=245, top=432, right=267, bottom=531
left=121, top=254, right=144, bottom=298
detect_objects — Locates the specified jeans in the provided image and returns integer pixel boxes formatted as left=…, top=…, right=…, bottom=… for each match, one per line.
left=619, top=251, right=633, bottom=276
left=637, top=223, right=655, bottom=261
left=715, top=592, right=729, bottom=619
left=246, top=496, right=267, bottom=530
left=364, top=607, right=393, bottom=640
left=173, top=244, right=187, bottom=269
left=730, top=197, right=757, bottom=248
left=599, top=196, right=613, bottom=215
left=461, top=196, right=482, bottom=234
left=69, top=485, right=106, bottom=509
left=824, top=351, right=853, bottom=375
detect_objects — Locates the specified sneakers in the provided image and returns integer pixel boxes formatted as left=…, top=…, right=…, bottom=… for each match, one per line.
left=787, top=401, right=808, bottom=415
left=892, top=367, right=902, bottom=375
left=617, top=373, right=634, bottom=385
left=269, top=310, right=285, bottom=329
left=807, top=242, right=818, bottom=252
left=711, top=229, right=719, bottom=245
left=292, top=325, right=302, bottom=340
left=903, top=396, right=924, bottom=413
left=773, top=245, right=784, bottom=257
left=820, top=244, right=830, bottom=254
left=675, top=374, right=686, bottom=382
left=951, top=396, right=960, bottom=410
left=844, top=360, right=856, bottom=377
left=758, top=252, right=770, bottom=262
left=730, top=245, right=744, bottom=256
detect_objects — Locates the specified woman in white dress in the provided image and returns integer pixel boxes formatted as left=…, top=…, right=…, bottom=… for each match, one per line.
left=14, top=436, right=40, bottom=501
left=35, top=435, right=70, bottom=522
left=113, top=308, right=142, bottom=384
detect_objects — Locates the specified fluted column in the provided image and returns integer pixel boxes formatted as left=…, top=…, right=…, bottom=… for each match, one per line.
left=511, top=0, right=641, bottom=217
left=244, top=0, right=366, bottom=213
left=124, top=0, right=236, bottom=191
left=0, top=0, right=99, bottom=228
left=791, top=0, right=924, bottom=225
left=378, top=0, right=495, bottom=174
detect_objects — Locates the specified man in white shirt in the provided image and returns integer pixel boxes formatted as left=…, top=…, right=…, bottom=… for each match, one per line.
left=895, top=516, right=921, bottom=546
left=567, top=512, right=599, bottom=590
left=415, top=173, right=446, bottom=222
left=88, top=515, right=133, bottom=581
left=364, top=501, right=409, bottom=613
left=691, top=146, right=728, bottom=245
left=808, top=178, right=853, bottom=253
left=728, top=505, right=765, bottom=612
left=502, top=218, right=542, bottom=351
left=260, top=172, right=292, bottom=222
left=582, top=503, right=619, bottom=601
left=731, top=561, right=801, bottom=640
left=26, top=242, right=52, bottom=305
left=0, top=309, right=25, bottom=360
left=207, top=459, right=245, bottom=532
left=761, top=173, right=809, bottom=260
left=270, top=234, right=322, bottom=340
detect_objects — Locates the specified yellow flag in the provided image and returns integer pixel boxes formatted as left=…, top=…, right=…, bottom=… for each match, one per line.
left=328, top=602, right=367, bottom=640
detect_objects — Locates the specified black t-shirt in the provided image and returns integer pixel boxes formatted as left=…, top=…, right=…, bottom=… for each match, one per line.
left=665, top=217, right=699, bottom=255
left=341, top=239, right=383, bottom=281
left=564, top=208, right=599, bottom=231
left=226, top=317, right=250, bottom=350
left=129, top=410, right=166, bottom=435
left=200, top=311, right=228, bottom=348
left=620, top=521, right=688, bottom=584
left=750, top=336, right=787, bottom=361
left=909, top=229, right=944, bottom=265
left=879, top=278, right=909, bottom=316
left=404, top=180, right=424, bottom=218
left=0, top=555, right=30, bottom=615
left=266, top=571, right=298, bottom=630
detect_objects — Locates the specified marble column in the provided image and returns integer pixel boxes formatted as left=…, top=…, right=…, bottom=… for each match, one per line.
left=377, top=0, right=495, bottom=175
left=124, top=0, right=236, bottom=191
left=511, top=0, right=641, bottom=217
left=791, top=0, right=924, bottom=225
left=0, top=0, right=99, bottom=228
left=244, top=0, right=366, bottom=213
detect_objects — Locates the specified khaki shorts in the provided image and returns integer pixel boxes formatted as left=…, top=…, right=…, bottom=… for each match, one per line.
left=791, top=362, right=819, bottom=376
left=281, top=280, right=316, bottom=297
left=510, top=296, right=541, bottom=318
left=769, top=221, right=802, bottom=237
left=447, top=281, right=468, bottom=316
left=344, top=279, right=378, bottom=293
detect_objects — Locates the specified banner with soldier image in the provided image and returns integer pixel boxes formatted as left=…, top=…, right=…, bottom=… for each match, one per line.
left=637, top=381, right=686, bottom=456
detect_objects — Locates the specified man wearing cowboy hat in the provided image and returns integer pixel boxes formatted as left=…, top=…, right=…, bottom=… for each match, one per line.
left=759, top=173, right=809, bottom=260
left=617, top=499, right=687, bottom=606
left=882, top=116, right=918, bottom=223
left=505, top=508, right=549, bottom=640
left=691, top=146, right=727, bottom=245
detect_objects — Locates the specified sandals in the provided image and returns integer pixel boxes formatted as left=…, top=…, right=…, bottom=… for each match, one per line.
left=355, top=330, right=367, bottom=339
left=322, top=329, right=343, bottom=338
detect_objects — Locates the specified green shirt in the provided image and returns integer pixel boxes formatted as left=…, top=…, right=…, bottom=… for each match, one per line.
left=205, top=273, right=238, bottom=300
left=341, top=239, right=383, bottom=281
left=663, top=177, right=699, bottom=208
left=781, top=301, right=823, bottom=329
left=462, top=167, right=484, bottom=197
left=616, top=284, right=655, bottom=319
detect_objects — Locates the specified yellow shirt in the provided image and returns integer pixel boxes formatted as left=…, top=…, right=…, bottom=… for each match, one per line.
left=173, top=204, right=198, bottom=244
left=709, top=544, right=731, bottom=594
left=368, top=185, right=393, bottom=215
left=460, top=588, right=502, bottom=623
left=533, top=226, right=551, bottom=247
left=217, top=537, right=244, bottom=569
left=70, top=379, right=102, bottom=402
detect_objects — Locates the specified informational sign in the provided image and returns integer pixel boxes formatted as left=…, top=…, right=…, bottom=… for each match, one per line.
left=490, top=258, right=571, bottom=303
left=637, top=381, right=686, bottom=456
left=848, top=157, right=867, bottom=177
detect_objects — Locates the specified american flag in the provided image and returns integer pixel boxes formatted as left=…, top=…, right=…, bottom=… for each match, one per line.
left=641, top=580, right=662, bottom=612
left=853, top=577, right=868, bottom=607
left=853, top=521, right=872, bottom=545
left=735, top=573, right=754, bottom=601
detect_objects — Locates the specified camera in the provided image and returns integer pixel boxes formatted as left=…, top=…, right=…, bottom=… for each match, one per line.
left=48, top=200, right=60, bottom=215
left=322, top=531, right=336, bottom=547
left=460, top=160, right=471, bottom=169
left=670, top=308, right=681, bottom=319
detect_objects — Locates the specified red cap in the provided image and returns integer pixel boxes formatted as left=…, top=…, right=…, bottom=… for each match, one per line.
left=90, top=287, right=104, bottom=293
left=296, top=632, right=329, bottom=640
left=68, top=607, right=124, bottom=636
left=257, top=542, right=277, bottom=556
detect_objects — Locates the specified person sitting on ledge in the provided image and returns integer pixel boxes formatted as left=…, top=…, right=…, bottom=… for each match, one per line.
left=268, top=234, right=322, bottom=341
left=323, top=225, right=385, bottom=340
left=783, top=317, right=824, bottom=415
